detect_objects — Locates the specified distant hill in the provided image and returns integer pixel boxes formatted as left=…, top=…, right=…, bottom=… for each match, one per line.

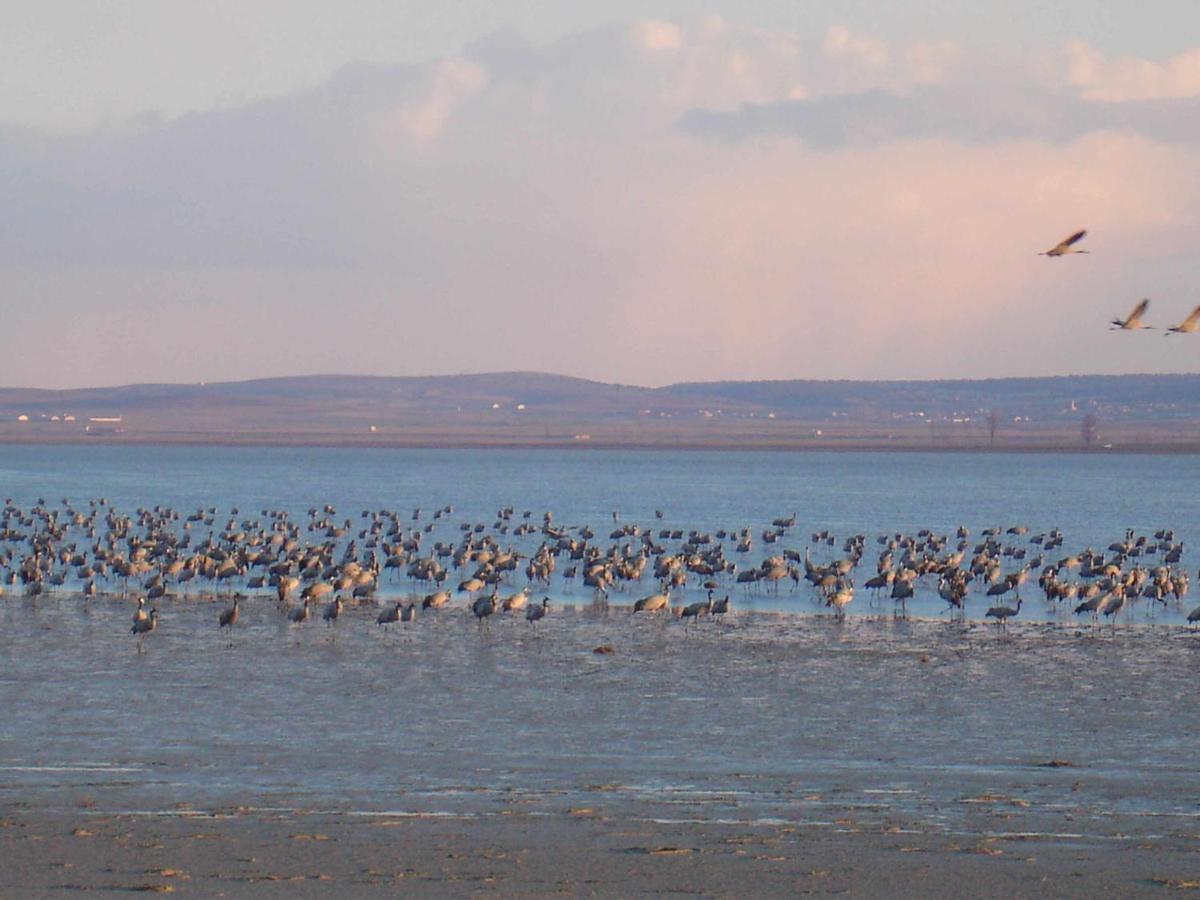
left=0, top=371, right=1197, bottom=449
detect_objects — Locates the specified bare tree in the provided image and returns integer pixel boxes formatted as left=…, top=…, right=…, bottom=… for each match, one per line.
left=1081, top=413, right=1098, bottom=448
left=986, top=409, right=1000, bottom=447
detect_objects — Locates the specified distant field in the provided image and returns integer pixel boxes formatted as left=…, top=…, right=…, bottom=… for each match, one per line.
left=0, top=371, right=1198, bottom=450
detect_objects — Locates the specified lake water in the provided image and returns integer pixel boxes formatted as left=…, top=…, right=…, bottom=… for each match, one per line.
left=1, top=446, right=1198, bottom=842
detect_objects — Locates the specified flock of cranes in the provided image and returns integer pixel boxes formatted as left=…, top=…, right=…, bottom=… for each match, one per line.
left=0, top=497, right=1194, bottom=652
left=1041, top=229, right=1200, bottom=333
left=1109, top=297, right=1200, bottom=332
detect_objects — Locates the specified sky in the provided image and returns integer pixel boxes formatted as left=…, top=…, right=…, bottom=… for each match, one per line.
left=4, top=1, right=1200, bottom=388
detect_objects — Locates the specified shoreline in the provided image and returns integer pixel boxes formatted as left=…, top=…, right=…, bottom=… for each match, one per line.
left=0, top=433, right=1199, bottom=453
left=11, top=591, right=1200, bottom=630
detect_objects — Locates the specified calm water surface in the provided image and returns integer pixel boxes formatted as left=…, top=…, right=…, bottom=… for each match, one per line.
left=0, top=444, right=1195, bottom=558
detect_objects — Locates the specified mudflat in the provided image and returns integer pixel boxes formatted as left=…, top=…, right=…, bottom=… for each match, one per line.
left=4, top=805, right=1199, bottom=898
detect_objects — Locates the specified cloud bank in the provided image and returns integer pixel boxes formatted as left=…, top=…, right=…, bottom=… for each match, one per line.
left=2, top=18, right=1199, bottom=388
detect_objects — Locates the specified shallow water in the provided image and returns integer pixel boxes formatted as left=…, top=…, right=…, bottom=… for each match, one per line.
left=2, top=598, right=1200, bottom=845
left=1, top=446, right=1198, bottom=841
left=2, top=445, right=1198, bottom=544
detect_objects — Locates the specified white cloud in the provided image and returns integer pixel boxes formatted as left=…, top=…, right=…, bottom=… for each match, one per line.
left=630, top=19, right=684, bottom=54
left=1066, top=40, right=1200, bottom=101
left=821, top=25, right=889, bottom=69
left=384, top=57, right=487, bottom=145
left=905, top=40, right=963, bottom=84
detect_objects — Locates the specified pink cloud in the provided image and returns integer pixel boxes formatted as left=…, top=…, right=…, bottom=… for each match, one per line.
left=3, top=18, right=1200, bottom=389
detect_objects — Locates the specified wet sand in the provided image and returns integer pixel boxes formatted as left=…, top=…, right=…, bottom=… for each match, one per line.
left=4, top=602, right=1200, bottom=896
left=4, top=805, right=1200, bottom=898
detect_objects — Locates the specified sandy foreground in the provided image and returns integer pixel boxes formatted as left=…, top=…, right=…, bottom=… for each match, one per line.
left=3, top=805, right=1199, bottom=898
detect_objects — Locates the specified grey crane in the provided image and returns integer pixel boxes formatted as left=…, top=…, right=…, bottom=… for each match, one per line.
left=985, top=596, right=1021, bottom=628
left=1039, top=229, right=1089, bottom=256
left=1166, top=304, right=1200, bottom=335
left=131, top=607, right=158, bottom=653
left=1111, top=299, right=1152, bottom=330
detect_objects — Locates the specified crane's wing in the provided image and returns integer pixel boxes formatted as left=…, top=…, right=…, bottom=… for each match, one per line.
left=1129, top=298, right=1150, bottom=321
left=1063, top=229, right=1087, bottom=247
left=1182, top=304, right=1200, bottom=328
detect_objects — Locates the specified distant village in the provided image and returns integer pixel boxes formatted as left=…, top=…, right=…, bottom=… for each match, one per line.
left=1, top=372, right=1197, bottom=449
